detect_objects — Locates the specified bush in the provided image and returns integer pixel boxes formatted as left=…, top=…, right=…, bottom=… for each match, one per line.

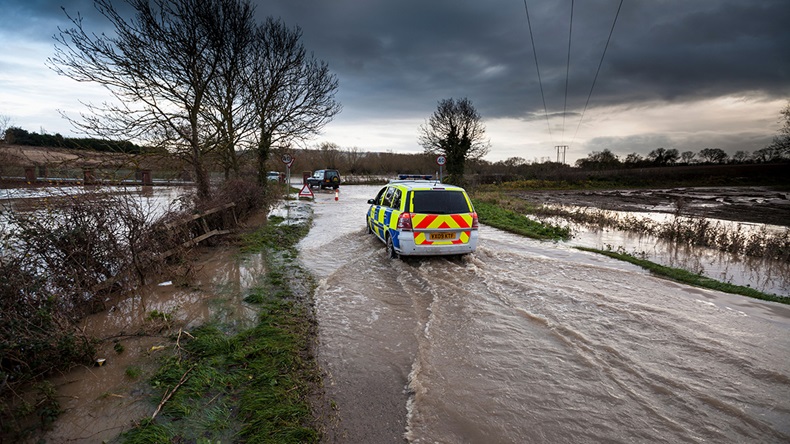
left=0, top=189, right=192, bottom=384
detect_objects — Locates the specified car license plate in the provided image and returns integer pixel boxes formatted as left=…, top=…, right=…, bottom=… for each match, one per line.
left=429, top=232, right=455, bottom=240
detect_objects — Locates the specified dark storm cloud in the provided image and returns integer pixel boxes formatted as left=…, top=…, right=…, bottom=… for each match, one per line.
left=9, top=0, right=786, bottom=119
left=251, top=0, right=790, bottom=119
left=1, top=1, right=128, bottom=40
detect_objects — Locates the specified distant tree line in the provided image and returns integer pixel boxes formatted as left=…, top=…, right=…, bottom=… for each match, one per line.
left=574, top=100, right=790, bottom=170
left=3, top=126, right=145, bottom=154
left=574, top=145, right=788, bottom=170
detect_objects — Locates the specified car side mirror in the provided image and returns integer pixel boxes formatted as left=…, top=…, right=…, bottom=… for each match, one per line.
left=367, top=199, right=376, bottom=204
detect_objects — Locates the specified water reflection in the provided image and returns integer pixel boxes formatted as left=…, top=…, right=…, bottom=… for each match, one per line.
left=551, top=216, right=790, bottom=297
left=37, top=246, right=268, bottom=443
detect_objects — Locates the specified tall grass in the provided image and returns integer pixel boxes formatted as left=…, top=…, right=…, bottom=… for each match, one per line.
left=534, top=205, right=790, bottom=262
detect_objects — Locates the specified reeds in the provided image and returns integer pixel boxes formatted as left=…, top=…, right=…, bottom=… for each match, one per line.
left=535, top=205, right=790, bottom=262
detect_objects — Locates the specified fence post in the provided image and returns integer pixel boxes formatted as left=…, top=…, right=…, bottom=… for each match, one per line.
left=24, top=166, right=36, bottom=182
left=140, top=169, right=153, bottom=186
left=83, top=168, right=96, bottom=185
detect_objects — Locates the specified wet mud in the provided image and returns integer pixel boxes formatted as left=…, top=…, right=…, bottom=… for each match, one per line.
left=514, top=186, right=790, bottom=227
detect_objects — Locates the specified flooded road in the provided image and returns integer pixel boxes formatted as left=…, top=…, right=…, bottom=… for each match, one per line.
left=299, top=185, right=790, bottom=443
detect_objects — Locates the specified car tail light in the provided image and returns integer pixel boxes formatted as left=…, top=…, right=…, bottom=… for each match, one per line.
left=397, top=213, right=413, bottom=230
left=471, top=212, right=479, bottom=229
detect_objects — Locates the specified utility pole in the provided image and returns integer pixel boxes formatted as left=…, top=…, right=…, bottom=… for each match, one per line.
left=555, top=145, right=568, bottom=164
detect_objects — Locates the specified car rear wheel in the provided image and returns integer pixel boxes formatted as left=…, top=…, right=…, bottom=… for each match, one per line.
left=386, top=235, right=399, bottom=259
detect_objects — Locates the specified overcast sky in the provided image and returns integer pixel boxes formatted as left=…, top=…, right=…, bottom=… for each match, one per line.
left=1, top=0, right=788, bottom=164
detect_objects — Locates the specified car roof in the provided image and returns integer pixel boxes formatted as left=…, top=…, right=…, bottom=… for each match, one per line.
left=386, top=180, right=466, bottom=191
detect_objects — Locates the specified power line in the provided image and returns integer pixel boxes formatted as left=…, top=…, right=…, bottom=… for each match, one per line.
left=561, top=0, right=574, bottom=144
left=523, top=0, right=552, bottom=142
left=570, top=0, right=624, bottom=147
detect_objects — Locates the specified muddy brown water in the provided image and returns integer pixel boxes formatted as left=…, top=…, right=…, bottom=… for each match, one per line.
left=25, top=247, right=267, bottom=443
left=301, top=185, right=790, bottom=443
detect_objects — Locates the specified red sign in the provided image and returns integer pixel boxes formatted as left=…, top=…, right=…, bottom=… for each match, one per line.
left=298, top=184, right=314, bottom=199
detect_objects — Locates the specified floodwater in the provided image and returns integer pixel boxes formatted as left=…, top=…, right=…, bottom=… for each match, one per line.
left=542, top=210, right=790, bottom=297
left=300, top=185, right=790, bottom=443
left=24, top=247, right=267, bottom=443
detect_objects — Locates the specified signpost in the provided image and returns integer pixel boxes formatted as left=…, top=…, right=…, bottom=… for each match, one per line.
left=436, top=155, right=446, bottom=182
left=281, top=153, right=294, bottom=198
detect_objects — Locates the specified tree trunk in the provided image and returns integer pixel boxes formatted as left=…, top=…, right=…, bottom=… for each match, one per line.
left=256, top=131, right=272, bottom=186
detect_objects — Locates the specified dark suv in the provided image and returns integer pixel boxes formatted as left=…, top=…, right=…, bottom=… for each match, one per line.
left=307, top=169, right=341, bottom=189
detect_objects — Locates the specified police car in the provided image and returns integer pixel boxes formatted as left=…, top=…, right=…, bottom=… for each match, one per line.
left=366, top=179, right=479, bottom=258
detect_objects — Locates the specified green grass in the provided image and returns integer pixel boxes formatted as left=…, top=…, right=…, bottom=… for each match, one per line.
left=242, top=217, right=310, bottom=254
left=125, top=366, right=142, bottom=379
left=576, top=247, right=788, bottom=305
left=472, top=198, right=570, bottom=241
left=122, top=212, right=319, bottom=443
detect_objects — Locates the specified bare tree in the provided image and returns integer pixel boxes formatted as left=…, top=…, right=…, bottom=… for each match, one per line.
left=246, top=17, right=341, bottom=185
left=318, top=142, right=341, bottom=169
left=698, top=148, right=728, bottom=164
left=575, top=149, right=621, bottom=169
left=343, top=146, right=365, bottom=174
left=0, top=114, right=11, bottom=142
left=647, top=147, right=679, bottom=165
left=419, top=97, right=490, bottom=183
left=49, top=0, right=257, bottom=200
left=765, top=100, right=790, bottom=159
left=202, top=1, right=257, bottom=179
left=732, top=150, right=750, bottom=163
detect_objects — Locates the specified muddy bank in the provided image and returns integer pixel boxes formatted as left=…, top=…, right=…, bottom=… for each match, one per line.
left=511, top=186, right=790, bottom=227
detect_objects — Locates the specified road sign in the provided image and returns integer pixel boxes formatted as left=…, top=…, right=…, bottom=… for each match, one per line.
left=281, top=153, right=293, bottom=165
left=298, top=183, right=314, bottom=199
left=436, top=155, right=446, bottom=166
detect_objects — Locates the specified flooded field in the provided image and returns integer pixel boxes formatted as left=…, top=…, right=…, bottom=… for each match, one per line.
left=16, top=245, right=268, bottom=443
left=535, top=209, right=790, bottom=297
left=301, top=185, right=790, bottom=443
left=519, top=187, right=790, bottom=297
left=0, top=185, right=189, bottom=217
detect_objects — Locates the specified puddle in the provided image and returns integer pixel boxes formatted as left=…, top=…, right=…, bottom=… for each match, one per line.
left=25, top=246, right=269, bottom=443
left=268, top=199, right=312, bottom=225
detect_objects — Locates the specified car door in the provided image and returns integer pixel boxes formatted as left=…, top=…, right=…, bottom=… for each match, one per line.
left=368, top=186, right=389, bottom=239
left=371, top=186, right=403, bottom=240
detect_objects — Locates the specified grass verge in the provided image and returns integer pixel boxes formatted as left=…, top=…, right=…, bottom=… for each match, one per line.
left=121, top=211, right=319, bottom=443
left=576, top=247, right=788, bottom=305
left=472, top=197, right=570, bottom=241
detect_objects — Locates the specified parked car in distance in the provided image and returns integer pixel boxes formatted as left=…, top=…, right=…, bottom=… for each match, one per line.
left=307, top=169, right=341, bottom=189
left=366, top=180, right=479, bottom=259
left=266, top=171, right=282, bottom=182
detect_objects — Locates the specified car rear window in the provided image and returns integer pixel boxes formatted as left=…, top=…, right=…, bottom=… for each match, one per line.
left=411, top=190, right=471, bottom=214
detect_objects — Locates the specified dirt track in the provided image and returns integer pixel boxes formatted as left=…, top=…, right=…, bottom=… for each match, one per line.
left=512, top=186, right=790, bottom=227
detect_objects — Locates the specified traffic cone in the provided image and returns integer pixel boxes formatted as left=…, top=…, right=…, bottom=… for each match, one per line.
left=334, top=188, right=339, bottom=201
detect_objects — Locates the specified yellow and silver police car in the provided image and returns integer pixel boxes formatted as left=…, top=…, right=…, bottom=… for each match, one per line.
left=366, top=179, right=479, bottom=258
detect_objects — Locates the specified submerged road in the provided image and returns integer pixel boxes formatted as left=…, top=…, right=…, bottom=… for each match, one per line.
left=298, top=185, right=790, bottom=444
